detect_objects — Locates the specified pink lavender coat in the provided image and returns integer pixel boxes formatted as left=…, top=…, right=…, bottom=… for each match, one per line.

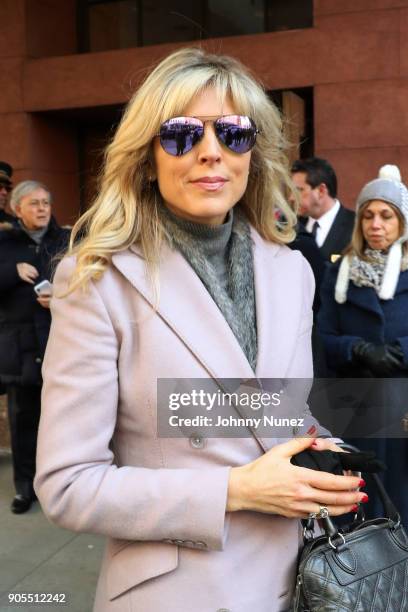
left=34, top=228, right=314, bottom=612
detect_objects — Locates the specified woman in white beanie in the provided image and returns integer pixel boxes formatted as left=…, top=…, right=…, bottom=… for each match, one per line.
left=318, top=165, right=408, bottom=526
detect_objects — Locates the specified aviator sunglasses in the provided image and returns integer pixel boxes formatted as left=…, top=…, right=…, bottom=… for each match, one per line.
left=157, top=115, right=259, bottom=156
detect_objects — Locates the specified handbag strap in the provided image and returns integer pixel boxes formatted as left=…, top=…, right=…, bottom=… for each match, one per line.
left=367, top=472, right=400, bottom=524
left=318, top=472, right=401, bottom=543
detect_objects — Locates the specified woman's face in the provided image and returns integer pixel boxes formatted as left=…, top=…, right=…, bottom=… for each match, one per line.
left=361, top=200, right=402, bottom=250
left=153, top=88, right=252, bottom=225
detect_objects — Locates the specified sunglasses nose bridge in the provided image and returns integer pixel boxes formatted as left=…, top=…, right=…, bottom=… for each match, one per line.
left=196, top=121, right=223, bottom=158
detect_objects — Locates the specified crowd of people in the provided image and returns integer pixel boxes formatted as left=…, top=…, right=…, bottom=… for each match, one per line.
left=289, top=157, right=408, bottom=526
left=0, top=47, right=407, bottom=611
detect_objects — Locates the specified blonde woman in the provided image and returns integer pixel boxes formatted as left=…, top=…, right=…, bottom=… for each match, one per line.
left=35, top=48, right=364, bottom=612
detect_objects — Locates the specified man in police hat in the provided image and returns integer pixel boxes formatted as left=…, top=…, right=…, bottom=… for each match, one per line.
left=0, top=161, right=15, bottom=224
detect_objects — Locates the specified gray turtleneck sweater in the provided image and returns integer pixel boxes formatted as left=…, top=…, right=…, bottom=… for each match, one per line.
left=19, top=221, right=49, bottom=244
left=163, top=208, right=233, bottom=294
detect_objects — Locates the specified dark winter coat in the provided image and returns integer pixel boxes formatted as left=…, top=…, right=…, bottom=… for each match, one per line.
left=317, top=261, right=408, bottom=526
left=318, top=262, right=408, bottom=376
left=0, top=218, right=70, bottom=386
left=0, top=209, right=14, bottom=224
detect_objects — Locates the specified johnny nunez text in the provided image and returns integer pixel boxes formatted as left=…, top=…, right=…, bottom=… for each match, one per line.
left=168, top=415, right=305, bottom=428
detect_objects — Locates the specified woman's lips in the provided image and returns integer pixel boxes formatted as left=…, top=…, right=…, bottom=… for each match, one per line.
left=191, top=177, right=227, bottom=191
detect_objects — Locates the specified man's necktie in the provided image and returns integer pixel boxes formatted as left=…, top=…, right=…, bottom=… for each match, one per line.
left=311, top=220, right=320, bottom=241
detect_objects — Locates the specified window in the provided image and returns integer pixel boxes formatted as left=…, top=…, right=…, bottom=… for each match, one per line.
left=86, top=0, right=142, bottom=51
left=79, top=0, right=313, bottom=53
left=267, top=0, right=313, bottom=32
left=142, top=1, right=205, bottom=46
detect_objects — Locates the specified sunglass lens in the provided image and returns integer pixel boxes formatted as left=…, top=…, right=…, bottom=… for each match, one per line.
left=159, top=117, right=203, bottom=156
left=215, top=115, right=257, bottom=153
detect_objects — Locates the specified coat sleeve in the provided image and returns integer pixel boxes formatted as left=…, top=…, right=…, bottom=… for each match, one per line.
left=34, top=257, right=230, bottom=551
left=396, top=336, right=408, bottom=364
left=317, top=266, right=362, bottom=369
left=0, top=262, right=22, bottom=293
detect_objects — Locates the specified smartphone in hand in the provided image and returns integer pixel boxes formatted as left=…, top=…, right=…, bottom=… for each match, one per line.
left=34, top=280, right=53, bottom=296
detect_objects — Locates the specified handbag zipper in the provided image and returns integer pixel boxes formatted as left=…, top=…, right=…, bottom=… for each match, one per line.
left=293, top=574, right=311, bottom=612
left=293, top=574, right=304, bottom=611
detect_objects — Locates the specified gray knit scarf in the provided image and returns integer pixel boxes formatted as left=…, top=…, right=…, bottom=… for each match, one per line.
left=161, top=206, right=258, bottom=371
left=349, top=247, right=408, bottom=294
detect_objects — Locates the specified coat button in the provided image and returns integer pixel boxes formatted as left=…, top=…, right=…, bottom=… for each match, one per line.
left=35, top=357, right=42, bottom=364
left=189, top=435, right=205, bottom=449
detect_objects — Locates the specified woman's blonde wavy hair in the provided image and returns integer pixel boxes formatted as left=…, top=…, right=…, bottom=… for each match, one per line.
left=67, top=47, right=298, bottom=293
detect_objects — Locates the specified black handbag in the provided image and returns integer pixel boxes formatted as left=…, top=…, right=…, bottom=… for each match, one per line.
left=292, top=473, right=408, bottom=611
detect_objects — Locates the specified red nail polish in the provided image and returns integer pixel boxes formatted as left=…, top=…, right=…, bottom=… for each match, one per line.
left=361, top=494, right=369, bottom=503
left=307, top=425, right=317, bottom=435
left=351, top=505, right=359, bottom=512
left=359, top=479, right=366, bottom=488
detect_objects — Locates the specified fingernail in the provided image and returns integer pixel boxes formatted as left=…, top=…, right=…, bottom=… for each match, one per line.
left=307, top=425, right=317, bottom=435
left=311, top=441, right=318, bottom=447
left=361, top=494, right=369, bottom=503
left=359, top=479, right=366, bottom=488
left=351, top=505, right=359, bottom=512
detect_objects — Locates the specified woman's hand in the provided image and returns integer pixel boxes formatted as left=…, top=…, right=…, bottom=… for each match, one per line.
left=227, top=436, right=365, bottom=518
left=37, top=294, right=51, bottom=309
left=310, top=438, right=344, bottom=453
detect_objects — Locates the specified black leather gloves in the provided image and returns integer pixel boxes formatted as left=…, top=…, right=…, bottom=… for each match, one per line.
left=291, top=448, right=385, bottom=475
left=352, top=340, right=406, bottom=376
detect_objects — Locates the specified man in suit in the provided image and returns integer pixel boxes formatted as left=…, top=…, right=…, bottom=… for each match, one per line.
left=291, top=157, right=355, bottom=262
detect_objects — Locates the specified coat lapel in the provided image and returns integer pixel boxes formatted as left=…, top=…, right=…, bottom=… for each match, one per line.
left=346, top=270, right=408, bottom=315
left=112, top=243, right=255, bottom=380
left=251, top=230, right=291, bottom=379
left=346, top=282, right=384, bottom=318
left=322, top=207, right=344, bottom=255
left=321, top=205, right=354, bottom=260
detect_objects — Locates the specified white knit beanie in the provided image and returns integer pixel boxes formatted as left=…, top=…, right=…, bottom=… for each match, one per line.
left=335, top=165, right=408, bottom=303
